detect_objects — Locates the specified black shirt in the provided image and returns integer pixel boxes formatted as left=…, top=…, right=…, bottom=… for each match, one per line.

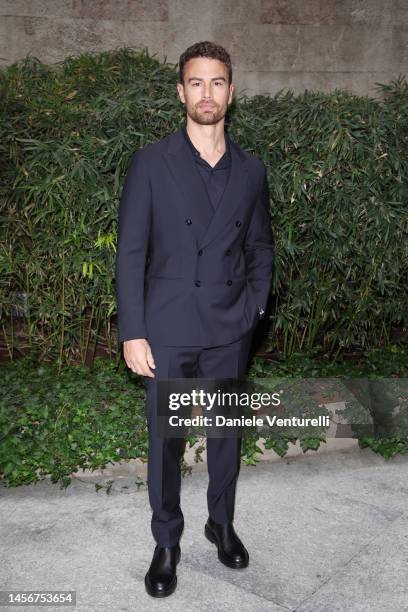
left=181, top=123, right=231, bottom=210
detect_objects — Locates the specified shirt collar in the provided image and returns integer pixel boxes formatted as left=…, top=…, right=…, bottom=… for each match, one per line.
left=181, top=123, right=231, bottom=160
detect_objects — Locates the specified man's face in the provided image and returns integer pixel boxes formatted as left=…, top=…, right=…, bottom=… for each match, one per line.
left=177, top=57, right=234, bottom=126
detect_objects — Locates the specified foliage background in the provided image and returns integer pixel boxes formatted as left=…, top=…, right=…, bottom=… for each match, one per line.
left=1, top=48, right=407, bottom=486
left=1, top=47, right=407, bottom=366
left=1, top=344, right=407, bottom=488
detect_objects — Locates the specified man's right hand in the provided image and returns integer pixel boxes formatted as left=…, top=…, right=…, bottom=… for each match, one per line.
left=123, top=338, right=156, bottom=377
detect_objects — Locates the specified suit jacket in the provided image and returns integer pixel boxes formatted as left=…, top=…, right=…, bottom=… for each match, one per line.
left=115, top=126, right=274, bottom=347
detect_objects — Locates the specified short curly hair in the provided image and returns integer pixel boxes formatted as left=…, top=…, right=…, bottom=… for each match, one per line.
left=178, top=41, right=232, bottom=85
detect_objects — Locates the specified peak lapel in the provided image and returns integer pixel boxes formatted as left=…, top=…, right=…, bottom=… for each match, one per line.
left=163, top=128, right=214, bottom=248
left=163, top=127, right=249, bottom=250
left=198, top=134, right=249, bottom=249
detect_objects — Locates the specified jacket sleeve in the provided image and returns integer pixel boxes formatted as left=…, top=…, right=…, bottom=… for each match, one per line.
left=243, top=162, right=274, bottom=319
left=115, top=150, right=152, bottom=342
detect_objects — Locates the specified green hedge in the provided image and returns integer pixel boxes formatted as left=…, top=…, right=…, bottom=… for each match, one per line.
left=1, top=47, right=407, bottom=365
left=1, top=343, right=407, bottom=488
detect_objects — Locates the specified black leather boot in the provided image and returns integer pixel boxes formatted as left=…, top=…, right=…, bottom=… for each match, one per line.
left=144, top=543, right=181, bottom=597
left=205, top=517, right=249, bottom=569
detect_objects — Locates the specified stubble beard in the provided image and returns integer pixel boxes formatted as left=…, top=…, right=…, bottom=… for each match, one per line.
left=187, top=101, right=227, bottom=126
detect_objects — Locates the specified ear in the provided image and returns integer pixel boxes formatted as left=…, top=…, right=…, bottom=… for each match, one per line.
left=228, top=84, right=235, bottom=105
left=176, top=82, right=186, bottom=104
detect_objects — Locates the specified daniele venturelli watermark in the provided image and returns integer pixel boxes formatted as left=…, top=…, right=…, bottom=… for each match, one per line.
left=154, top=378, right=337, bottom=438
left=153, top=376, right=408, bottom=439
left=166, top=387, right=330, bottom=429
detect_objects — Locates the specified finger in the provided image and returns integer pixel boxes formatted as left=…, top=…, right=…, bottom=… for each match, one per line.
left=146, top=346, right=156, bottom=369
left=135, top=360, right=155, bottom=378
left=142, top=366, right=155, bottom=378
left=127, top=359, right=140, bottom=374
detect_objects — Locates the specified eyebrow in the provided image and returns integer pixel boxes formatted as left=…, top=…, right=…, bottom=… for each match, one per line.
left=187, top=76, right=227, bottom=82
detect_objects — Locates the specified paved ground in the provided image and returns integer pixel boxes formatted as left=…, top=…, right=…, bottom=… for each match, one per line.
left=1, top=447, right=408, bottom=612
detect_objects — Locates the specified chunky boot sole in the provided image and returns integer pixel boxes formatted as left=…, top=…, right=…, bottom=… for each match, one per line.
left=144, top=549, right=181, bottom=597
left=205, top=524, right=249, bottom=569
left=145, top=575, right=177, bottom=598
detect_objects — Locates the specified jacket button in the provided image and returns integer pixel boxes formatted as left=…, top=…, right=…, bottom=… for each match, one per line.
left=235, top=220, right=242, bottom=227
left=195, top=280, right=201, bottom=287
left=227, top=280, right=232, bottom=286
left=185, top=218, right=192, bottom=225
left=225, top=249, right=231, bottom=255
left=198, top=249, right=203, bottom=256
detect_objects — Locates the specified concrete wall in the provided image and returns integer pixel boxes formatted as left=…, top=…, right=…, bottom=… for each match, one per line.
left=0, top=0, right=407, bottom=98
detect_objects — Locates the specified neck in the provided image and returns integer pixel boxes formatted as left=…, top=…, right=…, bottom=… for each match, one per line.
left=184, top=119, right=226, bottom=156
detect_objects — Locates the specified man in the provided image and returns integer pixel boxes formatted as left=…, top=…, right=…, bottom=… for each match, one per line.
left=115, top=41, right=274, bottom=598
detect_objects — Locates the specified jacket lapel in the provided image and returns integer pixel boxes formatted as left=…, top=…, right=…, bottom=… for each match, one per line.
left=163, top=127, right=249, bottom=249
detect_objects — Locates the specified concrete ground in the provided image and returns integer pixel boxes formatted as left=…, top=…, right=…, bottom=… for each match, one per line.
left=1, top=446, right=408, bottom=612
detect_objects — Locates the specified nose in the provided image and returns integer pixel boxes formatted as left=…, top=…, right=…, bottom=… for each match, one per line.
left=203, top=82, right=212, bottom=99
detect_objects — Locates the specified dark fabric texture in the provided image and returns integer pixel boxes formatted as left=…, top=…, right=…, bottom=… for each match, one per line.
left=181, top=122, right=231, bottom=210
left=143, top=330, right=253, bottom=546
left=115, top=126, right=274, bottom=346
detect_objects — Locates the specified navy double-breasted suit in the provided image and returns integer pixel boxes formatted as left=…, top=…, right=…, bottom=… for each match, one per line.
left=115, top=126, right=274, bottom=347
left=115, top=125, right=274, bottom=547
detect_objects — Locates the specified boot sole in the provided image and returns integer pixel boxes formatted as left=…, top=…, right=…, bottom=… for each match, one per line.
left=205, top=525, right=249, bottom=569
left=145, top=575, right=177, bottom=598
left=144, top=550, right=181, bottom=597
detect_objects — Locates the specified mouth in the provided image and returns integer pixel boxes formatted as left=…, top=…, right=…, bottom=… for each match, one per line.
left=199, top=103, right=216, bottom=109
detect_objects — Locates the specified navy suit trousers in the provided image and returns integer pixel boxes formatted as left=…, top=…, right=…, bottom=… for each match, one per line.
left=143, top=330, right=253, bottom=547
